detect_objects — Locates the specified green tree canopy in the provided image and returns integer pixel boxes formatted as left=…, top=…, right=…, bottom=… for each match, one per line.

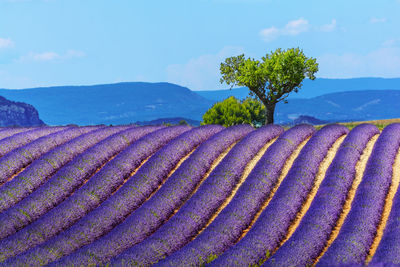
left=242, top=97, right=265, bottom=127
left=220, top=47, right=318, bottom=124
left=201, top=96, right=265, bottom=127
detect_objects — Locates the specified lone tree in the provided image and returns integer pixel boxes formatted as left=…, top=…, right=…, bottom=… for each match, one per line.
left=220, top=47, right=318, bottom=124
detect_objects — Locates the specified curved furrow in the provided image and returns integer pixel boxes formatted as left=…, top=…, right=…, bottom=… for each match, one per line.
left=0, top=127, right=94, bottom=186
left=0, top=126, right=123, bottom=213
left=54, top=125, right=249, bottom=266
left=265, top=124, right=379, bottom=267
left=317, top=123, right=400, bottom=266
left=158, top=124, right=315, bottom=267
left=0, top=126, right=164, bottom=262
left=0, top=126, right=134, bottom=242
left=210, top=124, right=348, bottom=267
left=110, top=125, right=283, bottom=267
left=11, top=125, right=216, bottom=266
left=366, top=135, right=400, bottom=264
left=372, top=140, right=400, bottom=265
left=313, top=134, right=378, bottom=266
left=0, top=126, right=66, bottom=159
left=0, top=128, right=33, bottom=141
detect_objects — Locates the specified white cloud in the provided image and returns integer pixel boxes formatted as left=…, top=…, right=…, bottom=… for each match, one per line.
left=19, top=49, right=85, bottom=62
left=259, top=27, right=279, bottom=42
left=382, top=38, right=400, bottom=47
left=284, top=18, right=309, bottom=35
left=0, top=38, right=14, bottom=49
left=166, top=46, right=245, bottom=91
left=317, top=46, right=400, bottom=78
left=65, top=50, right=85, bottom=58
left=31, top=51, right=59, bottom=61
left=260, top=18, right=336, bottom=42
left=370, top=17, right=387, bottom=23
left=319, top=19, right=337, bottom=32
left=260, top=18, right=309, bottom=42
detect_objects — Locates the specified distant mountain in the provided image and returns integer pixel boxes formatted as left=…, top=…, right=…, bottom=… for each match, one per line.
left=1, top=80, right=400, bottom=126
left=275, top=90, right=400, bottom=124
left=0, top=96, right=45, bottom=126
left=0, top=82, right=214, bottom=126
left=135, top=117, right=200, bottom=126
left=197, top=77, right=400, bottom=101
left=290, top=115, right=329, bottom=126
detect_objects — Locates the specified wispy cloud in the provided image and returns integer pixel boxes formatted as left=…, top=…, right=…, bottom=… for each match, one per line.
left=319, top=19, right=337, bottom=32
left=166, top=46, right=245, bottom=90
left=318, top=46, right=400, bottom=78
left=18, top=49, right=85, bottom=62
left=382, top=38, right=400, bottom=47
left=260, top=18, right=309, bottom=42
left=259, top=18, right=337, bottom=42
left=370, top=17, right=387, bottom=23
left=0, top=38, right=14, bottom=49
left=259, top=27, right=280, bottom=42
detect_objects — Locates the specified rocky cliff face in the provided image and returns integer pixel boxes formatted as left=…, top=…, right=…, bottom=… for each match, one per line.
left=0, top=96, right=45, bottom=126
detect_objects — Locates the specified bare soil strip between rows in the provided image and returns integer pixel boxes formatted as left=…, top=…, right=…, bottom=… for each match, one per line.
left=173, top=141, right=238, bottom=214
left=132, top=142, right=237, bottom=252
left=140, top=147, right=198, bottom=206
left=65, top=152, right=121, bottom=200
left=314, top=134, right=379, bottom=265
left=276, top=135, right=346, bottom=254
left=366, top=139, right=400, bottom=263
left=109, top=154, right=154, bottom=198
left=3, top=166, right=29, bottom=186
left=193, top=137, right=278, bottom=240
left=238, top=137, right=311, bottom=242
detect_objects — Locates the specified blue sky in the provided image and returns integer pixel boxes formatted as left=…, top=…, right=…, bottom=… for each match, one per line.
left=0, top=0, right=399, bottom=90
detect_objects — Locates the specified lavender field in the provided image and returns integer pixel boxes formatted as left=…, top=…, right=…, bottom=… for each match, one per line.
left=0, top=123, right=399, bottom=266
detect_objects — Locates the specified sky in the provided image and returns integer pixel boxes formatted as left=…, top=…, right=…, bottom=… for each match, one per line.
left=0, top=0, right=399, bottom=90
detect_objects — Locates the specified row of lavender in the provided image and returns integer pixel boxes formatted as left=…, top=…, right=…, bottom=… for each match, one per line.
left=1, top=124, right=400, bottom=266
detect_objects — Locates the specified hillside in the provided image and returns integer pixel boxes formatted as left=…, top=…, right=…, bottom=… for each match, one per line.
left=135, top=117, right=200, bottom=126
left=0, top=96, right=44, bottom=126
left=275, top=90, right=400, bottom=123
left=0, top=82, right=213, bottom=126
left=197, top=77, right=400, bottom=101
left=1, top=80, right=400, bottom=126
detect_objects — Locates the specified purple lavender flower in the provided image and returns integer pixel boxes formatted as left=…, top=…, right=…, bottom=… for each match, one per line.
left=265, top=123, right=379, bottom=267
left=0, top=128, right=33, bottom=141
left=210, top=124, right=348, bottom=267
left=6, top=125, right=217, bottom=266
left=0, top=126, right=66, bottom=160
left=109, top=125, right=284, bottom=267
left=51, top=125, right=250, bottom=267
left=0, top=126, right=124, bottom=213
left=372, top=169, right=400, bottom=265
left=0, top=126, right=163, bottom=262
left=157, top=124, right=315, bottom=267
left=0, top=127, right=95, bottom=186
left=318, top=123, right=400, bottom=265
left=0, top=126, right=133, bottom=241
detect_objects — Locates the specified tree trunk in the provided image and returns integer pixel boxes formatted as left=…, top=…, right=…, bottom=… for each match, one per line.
left=265, top=103, right=275, bottom=125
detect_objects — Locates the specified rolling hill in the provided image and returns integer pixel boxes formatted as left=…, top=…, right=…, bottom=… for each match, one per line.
left=197, top=77, right=400, bottom=101
left=274, top=90, right=400, bottom=123
left=0, top=82, right=213, bottom=126
left=1, top=79, right=400, bottom=125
